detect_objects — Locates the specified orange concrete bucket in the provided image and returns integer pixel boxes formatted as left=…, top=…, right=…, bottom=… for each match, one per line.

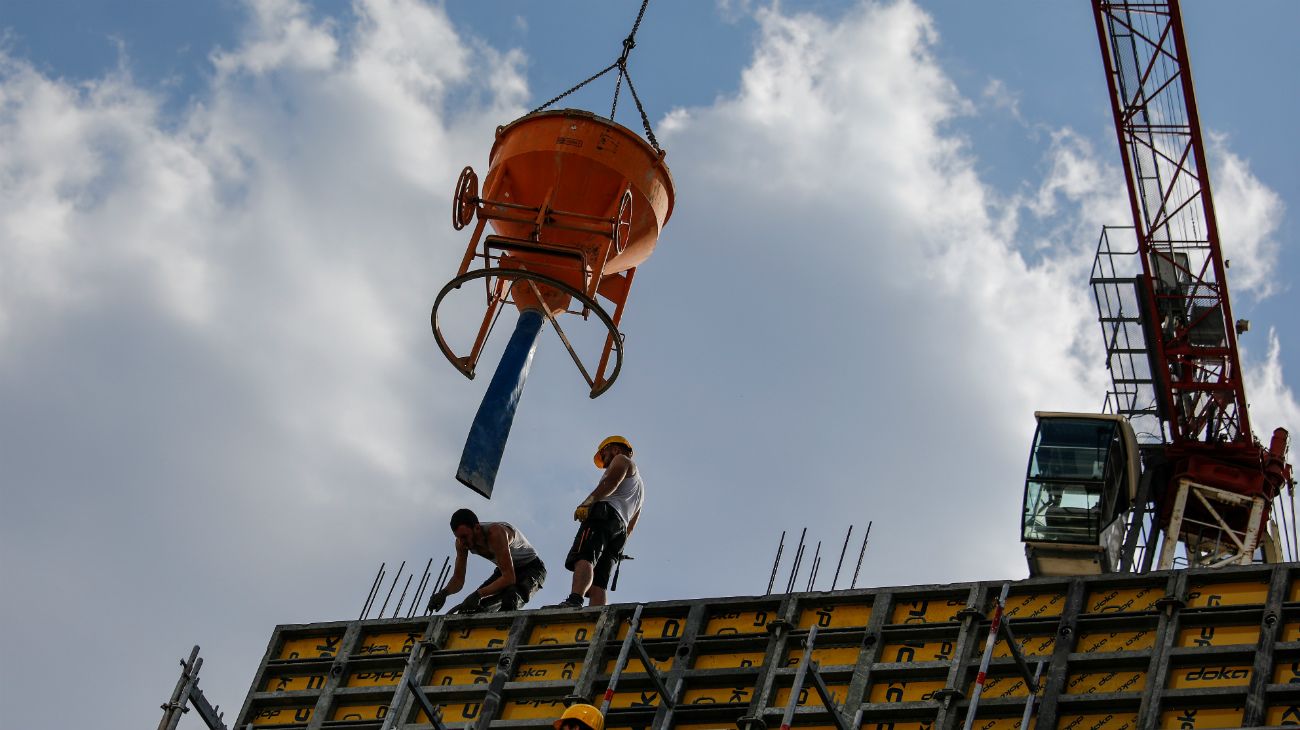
left=481, top=108, right=674, bottom=275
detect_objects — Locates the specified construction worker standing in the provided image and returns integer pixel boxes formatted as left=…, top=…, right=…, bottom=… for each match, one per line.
left=427, top=508, right=546, bottom=614
left=553, top=436, right=643, bottom=608
left=553, top=704, right=603, bottom=730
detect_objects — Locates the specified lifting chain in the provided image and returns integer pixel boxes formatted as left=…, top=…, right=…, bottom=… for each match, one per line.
left=526, top=0, right=661, bottom=154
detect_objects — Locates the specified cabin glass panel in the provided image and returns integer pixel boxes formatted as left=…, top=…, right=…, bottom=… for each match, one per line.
left=1022, top=418, right=1126, bottom=545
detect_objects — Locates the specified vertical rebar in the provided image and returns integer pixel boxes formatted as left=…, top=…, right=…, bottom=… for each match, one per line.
left=766, top=531, right=786, bottom=595
left=393, top=574, right=414, bottom=618
left=360, top=564, right=386, bottom=620
left=830, top=525, right=854, bottom=591
left=805, top=541, right=822, bottom=592
left=785, top=528, right=807, bottom=594
left=378, top=561, right=406, bottom=619
left=408, top=558, right=435, bottom=618
left=850, top=521, right=872, bottom=589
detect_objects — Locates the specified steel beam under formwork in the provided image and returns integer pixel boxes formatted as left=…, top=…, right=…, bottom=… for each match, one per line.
left=233, top=563, right=1300, bottom=730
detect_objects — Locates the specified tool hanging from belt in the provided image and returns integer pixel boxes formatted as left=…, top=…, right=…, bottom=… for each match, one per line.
left=610, top=553, right=635, bottom=591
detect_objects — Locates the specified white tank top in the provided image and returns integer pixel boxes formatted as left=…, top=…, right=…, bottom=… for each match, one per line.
left=600, top=464, right=644, bottom=527
left=471, top=522, right=539, bottom=566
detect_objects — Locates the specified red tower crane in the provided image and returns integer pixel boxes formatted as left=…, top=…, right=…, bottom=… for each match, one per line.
left=1022, top=0, right=1294, bottom=576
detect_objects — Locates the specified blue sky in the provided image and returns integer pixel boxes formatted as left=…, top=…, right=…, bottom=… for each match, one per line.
left=2, top=1, right=1296, bottom=727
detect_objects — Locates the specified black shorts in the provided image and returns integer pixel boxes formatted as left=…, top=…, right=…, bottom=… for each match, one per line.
left=476, top=557, right=546, bottom=611
left=565, top=501, right=627, bottom=589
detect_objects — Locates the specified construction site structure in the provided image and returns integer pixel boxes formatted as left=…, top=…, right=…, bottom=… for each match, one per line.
left=1020, top=0, right=1294, bottom=577
left=235, top=563, right=1300, bottom=730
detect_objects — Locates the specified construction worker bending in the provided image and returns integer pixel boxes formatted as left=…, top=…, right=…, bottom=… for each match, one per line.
left=554, top=704, right=603, bottom=730
left=427, top=508, right=546, bottom=614
left=554, top=436, right=643, bottom=608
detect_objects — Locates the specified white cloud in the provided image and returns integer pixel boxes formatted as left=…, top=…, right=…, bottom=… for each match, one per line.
left=1207, top=131, right=1286, bottom=301
left=1245, top=328, right=1300, bottom=444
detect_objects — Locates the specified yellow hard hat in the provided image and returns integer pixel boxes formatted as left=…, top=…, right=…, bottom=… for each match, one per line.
left=594, top=435, right=633, bottom=468
left=553, top=703, right=604, bottom=730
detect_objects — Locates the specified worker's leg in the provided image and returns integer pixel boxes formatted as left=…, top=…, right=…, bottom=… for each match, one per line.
left=587, top=533, right=621, bottom=607
left=570, top=559, right=595, bottom=597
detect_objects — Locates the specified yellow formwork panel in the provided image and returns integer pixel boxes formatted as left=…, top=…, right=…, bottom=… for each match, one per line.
left=329, top=703, right=389, bottom=722
left=972, top=673, right=1043, bottom=699
left=1056, top=713, right=1139, bottom=730
left=526, top=620, right=596, bottom=646
left=703, top=608, right=776, bottom=636
left=426, top=662, right=495, bottom=687
left=781, top=645, right=862, bottom=667
left=797, top=603, right=873, bottom=630
left=1001, top=592, right=1066, bottom=620
left=442, top=624, right=509, bottom=651
left=1074, top=628, right=1156, bottom=654
left=770, top=684, right=850, bottom=708
left=890, top=598, right=967, bottom=625
left=618, top=614, right=689, bottom=640
left=1063, top=669, right=1145, bottom=695
left=344, top=667, right=403, bottom=687
left=275, top=634, right=342, bottom=661
left=602, top=653, right=674, bottom=674
left=992, top=634, right=1055, bottom=659
left=249, top=705, right=314, bottom=726
left=604, top=684, right=754, bottom=709
left=692, top=651, right=765, bottom=670
left=1267, top=703, right=1300, bottom=725
left=967, top=719, right=1035, bottom=730
left=1175, top=623, right=1259, bottom=647
left=1157, top=706, right=1244, bottom=728
left=1085, top=585, right=1163, bottom=614
left=1165, top=664, right=1251, bottom=689
left=1282, top=621, right=1300, bottom=642
left=1186, top=579, right=1268, bottom=608
left=513, top=659, right=582, bottom=682
left=868, top=678, right=946, bottom=703
left=496, top=697, right=569, bottom=720
left=417, top=701, right=484, bottom=726
left=1271, top=660, right=1300, bottom=684
left=880, top=639, right=957, bottom=663
left=354, top=630, right=420, bottom=657
left=262, top=673, right=326, bottom=692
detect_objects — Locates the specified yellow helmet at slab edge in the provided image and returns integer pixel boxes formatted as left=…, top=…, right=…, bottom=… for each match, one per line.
left=554, top=703, right=604, bottom=730
left=594, top=435, right=633, bottom=469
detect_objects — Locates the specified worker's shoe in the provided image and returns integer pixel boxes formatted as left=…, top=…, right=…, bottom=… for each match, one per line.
left=549, top=594, right=585, bottom=609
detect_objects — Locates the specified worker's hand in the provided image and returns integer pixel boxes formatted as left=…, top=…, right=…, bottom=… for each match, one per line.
left=426, top=590, right=447, bottom=613
left=452, top=592, right=482, bottom=615
left=574, top=503, right=590, bottom=522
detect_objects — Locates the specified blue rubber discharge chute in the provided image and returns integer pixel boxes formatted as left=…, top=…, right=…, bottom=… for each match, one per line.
left=456, top=308, right=545, bottom=498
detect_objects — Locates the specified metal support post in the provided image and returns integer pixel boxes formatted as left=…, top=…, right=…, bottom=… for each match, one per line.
left=962, top=583, right=1011, bottom=730
left=631, top=637, right=675, bottom=708
left=1019, top=662, right=1044, bottom=729
left=777, top=624, right=850, bottom=730
left=157, top=646, right=230, bottom=730
left=599, top=604, right=645, bottom=715
left=996, top=613, right=1040, bottom=691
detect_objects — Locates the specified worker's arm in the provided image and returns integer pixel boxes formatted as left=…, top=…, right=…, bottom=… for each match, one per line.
left=428, top=540, right=469, bottom=612
left=582, top=454, right=632, bottom=504
left=472, top=524, right=517, bottom=597
left=442, top=543, right=470, bottom=595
